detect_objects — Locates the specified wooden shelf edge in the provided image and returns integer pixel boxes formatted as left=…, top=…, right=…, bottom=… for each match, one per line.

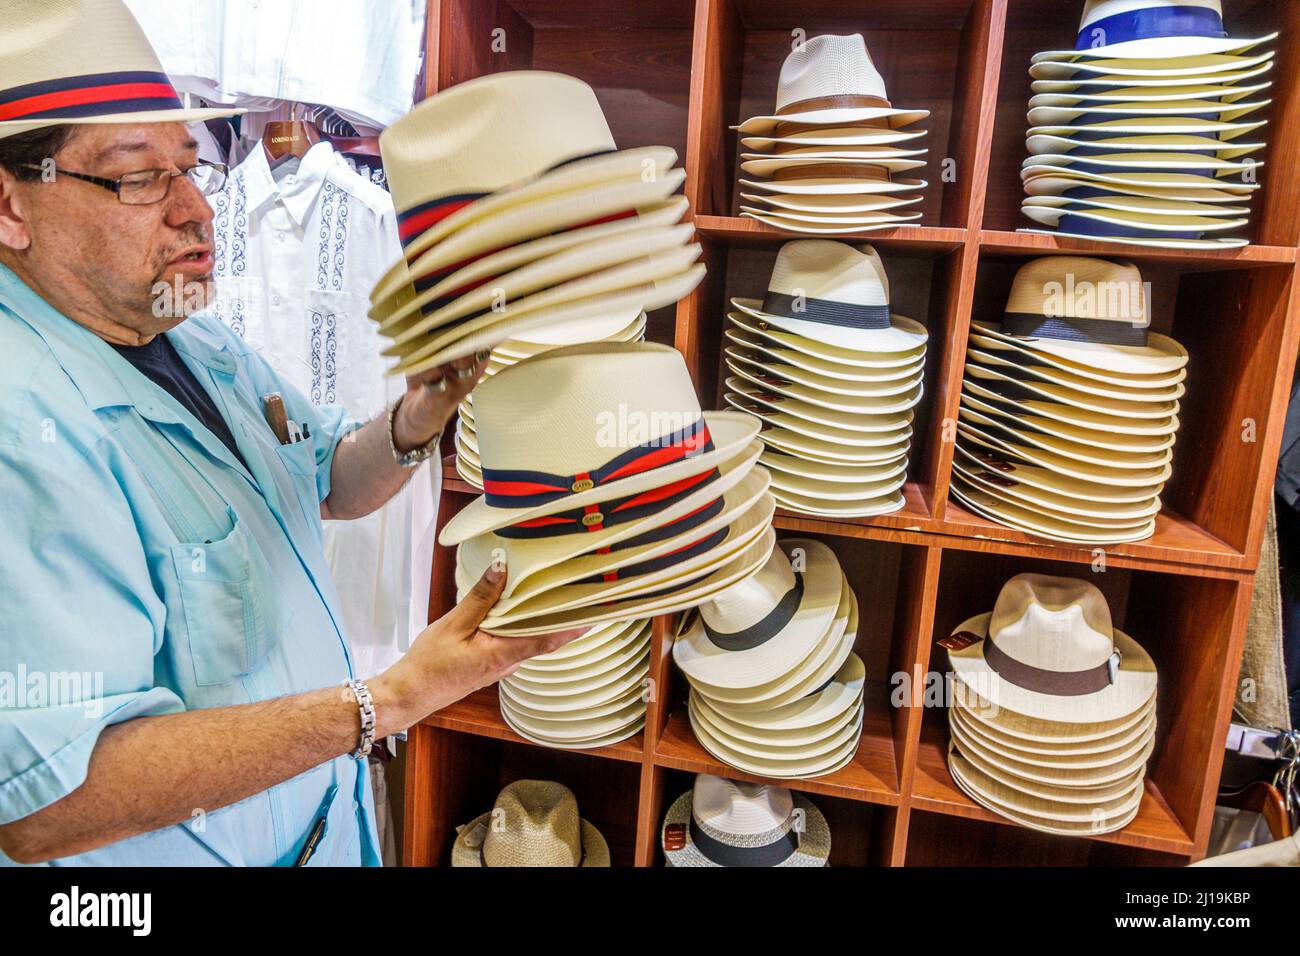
left=694, top=215, right=968, bottom=252
left=979, top=229, right=1299, bottom=266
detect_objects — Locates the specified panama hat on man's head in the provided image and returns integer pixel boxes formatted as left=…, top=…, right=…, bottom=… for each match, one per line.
left=0, top=0, right=243, bottom=139
left=452, top=780, right=610, bottom=866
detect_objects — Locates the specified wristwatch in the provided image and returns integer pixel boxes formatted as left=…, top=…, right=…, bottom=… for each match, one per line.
left=387, top=394, right=441, bottom=466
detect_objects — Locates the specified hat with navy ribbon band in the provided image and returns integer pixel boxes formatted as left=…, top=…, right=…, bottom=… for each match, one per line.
left=0, top=0, right=243, bottom=140
left=1030, top=1, right=1276, bottom=64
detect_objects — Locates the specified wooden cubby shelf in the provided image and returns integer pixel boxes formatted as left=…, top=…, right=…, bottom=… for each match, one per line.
left=403, top=0, right=1300, bottom=866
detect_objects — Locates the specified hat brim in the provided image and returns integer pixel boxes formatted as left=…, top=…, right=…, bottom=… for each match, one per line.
left=1020, top=204, right=1249, bottom=234
left=950, top=481, right=1159, bottom=544
left=1026, top=102, right=1271, bottom=127
left=1029, top=51, right=1274, bottom=82
left=672, top=539, right=844, bottom=688
left=739, top=191, right=924, bottom=215
left=728, top=393, right=913, bottom=449
left=729, top=360, right=924, bottom=415
left=481, top=526, right=778, bottom=637
left=0, top=105, right=246, bottom=139
left=953, top=458, right=1162, bottom=521
left=376, top=145, right=679, bottom=300
left=693, top=690, right=862, bottom=754
left=960, top=392, right=1177, bottom=455
left=725, top=376, right=914, bottom=434
left=1028, top=82, right=1272, bottom=108
left=772, top=487, right=906, bottom=518
left=661, top=790, right=831, bottom=866
left=455, top=444, right=764, bottom=600
left=1025, top=133, right=1264, bottom=162
left=953, top=701, right=1158, bottom=765
left=451, top=811, right=611, bottom=866
left=963, top=378, right=1180, bottom=435
left=1031, top=61, right=1274, bottom=94
left=958, top=421, right=1171, bottom=484
left=968, top=326, right=1189, bottom=384
left=728, top=347, right=924, bottom=398
left=474, top=492, right=776, bottom=627
left=440, top=410, right=759, bottom=545
left=950, top=719, right=1156, bottom=788
left=953, top=441, right=1165, bottom=504
left=495, top=311, right=646, bottom=355
left=741, top=127, right=928, bottom=150
left=1020, top=193, right=1250, bottom=219
left=1014, top=226, right=1249, bottom=250
left=967, top=348, right=1186, bottom=401
left=759, top=428, right=911, bottom=465
left=1022, top=173, right=1257, bottom=200
left=738, top=176, right=929, bottom=196
left=689, top=700, right=863, bottom=778
left=502, top=708, right=646, bottom=750
left=725, top=329, right=925, bottom=383
left=728, top=312, right=926, bottom=368
left=967, top=363, right=1183, bottom=411
left=513, top=618, right=652, bottom=676
left=695, top=652, right=866, bottom=732
left=1031, top=33, right=1277, bottom=63
left=504, top=625, right=653, bottom=694
left=734, top=107, right=929, bottom=134
left=732, top=297, right=928, bottom=356
left=952, top=681, right=1158, bottom=743
left=739, top=209, right=924, bottom=234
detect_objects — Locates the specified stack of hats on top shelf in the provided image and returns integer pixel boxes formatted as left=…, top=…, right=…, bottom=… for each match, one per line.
left=366, top=70, right=702, bottom=373
left=661, top=774, right=832, bottom=867
left=441, top=342, right=775, bottom=639
left=724, top=240, right=927, bottom=519
left=1021, top=0, right=1276, bottom=249
left=733, top=34, right=929, bottom=235
left=454, top=311, right=648, bottom=488
left=951, top=256, right=1187, bottom=545
left=673, top=540, right=864, bottom=779
left=498, top=618, right=652, bottom=749
left=941, top=574, right=1159, bottom=836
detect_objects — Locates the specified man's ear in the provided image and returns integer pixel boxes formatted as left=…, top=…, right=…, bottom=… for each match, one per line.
left=0, top=170, right=32, bottom=252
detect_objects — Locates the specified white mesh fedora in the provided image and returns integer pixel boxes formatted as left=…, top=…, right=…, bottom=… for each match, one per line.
left=451, top=780, right=610, bottom=867
left=0, top=0, right=243, bottom=139
left=734, top=34, right=928, bottom=134
left=438, top=342, right=760, bottom=545
left=731, top=240, right=929, bottom=354
left=1031, top=1, right=1277, bottom=63
left=661, top=774, right=830, bottom=867
left=942, top=574, right=1158, bottom=724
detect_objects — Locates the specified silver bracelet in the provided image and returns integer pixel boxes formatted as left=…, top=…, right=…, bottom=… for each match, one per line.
left=387, top=395, right=441, bottom=466
left=345, top=679, right=376, bottom=759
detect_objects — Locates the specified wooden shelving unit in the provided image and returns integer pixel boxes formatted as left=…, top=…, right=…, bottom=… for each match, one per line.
left=402, top=0, right=1300, bottom=867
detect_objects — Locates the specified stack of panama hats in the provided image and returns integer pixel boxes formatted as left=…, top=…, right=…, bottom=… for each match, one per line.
left=440, top=341, right=776, bottom=637
left=733, top=34, right=929, bottom=235
left=451, top=780, right=610, bottom=866
left=366, top=70, right=704, bottom=374
left=951, top=256, right=1187, bottom=545
left=1021, top=0, right=1276, bottom=249
left=498, top=617, right=651, bottom=748
left=454, top=310, right=648, bottom=488
left=723, top=240, right=927, bottom=518
left=940, top=574, right=1158, bottom=836
left=661, top=774, right=831, bottom=867
left=673, top=539, right=864, bottom=779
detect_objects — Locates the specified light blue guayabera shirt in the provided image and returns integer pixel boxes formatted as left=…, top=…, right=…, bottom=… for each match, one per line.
left=0, top=262, right=380, bottom=865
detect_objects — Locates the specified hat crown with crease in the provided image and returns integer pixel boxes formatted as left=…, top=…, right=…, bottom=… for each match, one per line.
left=692, top=774, right=796, bottom=840
left=1004, top=256, right=1150, bottom=345
left=481, top=780, right=584, bottom=867
left=472, top=341, right=705, bottom=475
left=701, top=545, right=797, bottom=632
left=1074, top=1, right=1227, bottom=51
left=773, top=34, right=891, bottom=113
left=987, top=574, right=1118, bottom=674
left=378, top=71, right=615, bottom=246
left=0, top=0, right=241, bottom=138
left=764, top=239, right=890, bottom=312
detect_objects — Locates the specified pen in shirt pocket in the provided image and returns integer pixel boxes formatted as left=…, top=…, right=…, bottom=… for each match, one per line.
left=261, top=392, right=312, bottom=446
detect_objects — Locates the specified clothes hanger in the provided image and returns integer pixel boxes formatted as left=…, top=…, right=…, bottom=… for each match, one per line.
left=263, top=102, right=322, bottom=164
left=1217, top=780, right=1292, bottom=841
left=1221, top=724, right=1300, bottom=839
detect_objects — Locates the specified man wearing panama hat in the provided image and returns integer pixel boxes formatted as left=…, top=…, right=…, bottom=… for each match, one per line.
left=0, top=0, right=585, bottom=866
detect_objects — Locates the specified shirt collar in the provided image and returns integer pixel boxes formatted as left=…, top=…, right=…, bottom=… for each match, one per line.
left=239, top=139, right=339, bottom=229
left=0, top=261, right=235, bottom=415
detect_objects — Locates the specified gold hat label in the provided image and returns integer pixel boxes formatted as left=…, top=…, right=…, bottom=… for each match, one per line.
left=572, top=478, right=595, bottom=493
left=582, top=512, right=605, bottom=528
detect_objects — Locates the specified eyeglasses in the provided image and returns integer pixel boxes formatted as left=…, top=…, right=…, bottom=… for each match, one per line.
left=19, top=160, right=228, bottom=205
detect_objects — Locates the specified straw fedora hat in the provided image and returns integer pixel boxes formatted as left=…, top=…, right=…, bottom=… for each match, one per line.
left=455, top=442, right=765, bottom=601
left=943, top=574, right=1158, bottom=724
left=731, top=241, right=928, bottom=354
left=728, top=311, right=925, bottom=368
left=1030, top=50, right=1273, bottom=83
left=952, top=459, right=1162, bottom=522
left=739, top=167, right=928, bottom=197
left=439, top=342, right=760, bottom=545
left=738, top=208, right=925, bottom=235
left=1031, top=59, right=1273, bottom=95
left=984, top=256, right=1186, bottom=374
left=740, top=191, right=925, bottom=217
left=726, top=377, right=914, bottom=434
left=662, top=775, right=831, bottom=867
left=1031, top=1, right=1276, bottom=63
left=733, top=34, right=928, bottom=134
left=673, top=539, right=844, bottom=688
left=1026, top=98, right=1271, bottom=127
left=950, top=484, right=1159, bottom=544
left=741, top=125, right=928, bottom=152
left=451, top=780, right=610, bottom=866
left=725, top=330, right=924, bottom=383
left=697, top=652, right=866, bottom=735
left=689, top=702, right=863, bottom=779
left=0, top=0, right=244, bottom=139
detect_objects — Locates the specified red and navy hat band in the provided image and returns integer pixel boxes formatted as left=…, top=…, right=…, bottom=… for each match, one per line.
left=0, top=71, right=182, bottom=123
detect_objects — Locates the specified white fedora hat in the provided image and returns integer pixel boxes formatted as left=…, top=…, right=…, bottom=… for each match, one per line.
left=696, top=652, right=866, bottom=735
left=727, top=362, right=923, bottom=416
left=952, top=699, right=1157, bottom=765
left=1022, top=167, right=1259, bottom=197
left=451, top=780, right=609, bottom=867
left=673, top=539, right=844, bottom=689
left=738, top=208, right=925, bottom=235
left=731, top=241, right=928, bottom=354
left=968, top=327, right=1187, bottom=387
left=733, top=34, right=928, bottom=134
left=725, top=329, right=924, bottom=382
left=455, top=443, right=765, bottom=602
left=661, top=775, right=831, bottom=867
left=692, top=692, right=862, bottom=757
left=512, top=618, right=651, bottom=676
left=1020, top=203, right=1248, bottom=240
left=953, top=458, right=1162, bottom=522
left=727, top=393, right=913, bottom=449
left=728, top=311, right=925, bottom=368
left=740, top=168, right=928, bottom=197
left=0, top=0, right=243, bottom=139
left=741, top=125, right=928, bottom=151
left=960, top=393, right=1176, bottom=456
left=689, top=700, right=863, bottom=779
left=949, top=717, right=1156, bottom=788
left=1025, top=129, right=1265, bottom=160
left=739, top=191, right=925, bottom=216
left=1031, top=59, right=1273, bottom=94
left=1021, top=192, right=1250, bottom=221
left=1031, top=1, right=1276, bottom=63
left=952, top=476, right=1163, bottom=540
left=951, top=676, right=1158, bottom=743
left=1030, top=50, right=1273, bottom=83
left=951, top=741, right=1149, bottom=803
left=957, top=421, right=1171, bottom=485
left=1028, top=82, right=1272, bottom=113
left=962, top=379, right=1179, bottom=436
left=966, top=349, right=1185, bottom=403
left=439, top=342, right=760, bottom=545
left=984, top=256, right=1187, bottom=374
left=954, top=443, right=1166, bottom=507
left=726, top=377, right=914, bottom=433
left=942, top=574, right=1158, bottom=724
left=1026, top=99, right=1270, bottom=128
left=966, top=367, right=1179, bottom=420
left=727, top=348, right=924, bottom=399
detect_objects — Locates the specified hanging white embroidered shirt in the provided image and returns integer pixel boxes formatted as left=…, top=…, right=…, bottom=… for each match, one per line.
left=208, top=139, right=437, bottom=679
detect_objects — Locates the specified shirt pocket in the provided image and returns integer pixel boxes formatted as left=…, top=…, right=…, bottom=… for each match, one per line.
left=275, top=436, right=325, bottom=524
left=170, top=507, right=274, bottom=686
